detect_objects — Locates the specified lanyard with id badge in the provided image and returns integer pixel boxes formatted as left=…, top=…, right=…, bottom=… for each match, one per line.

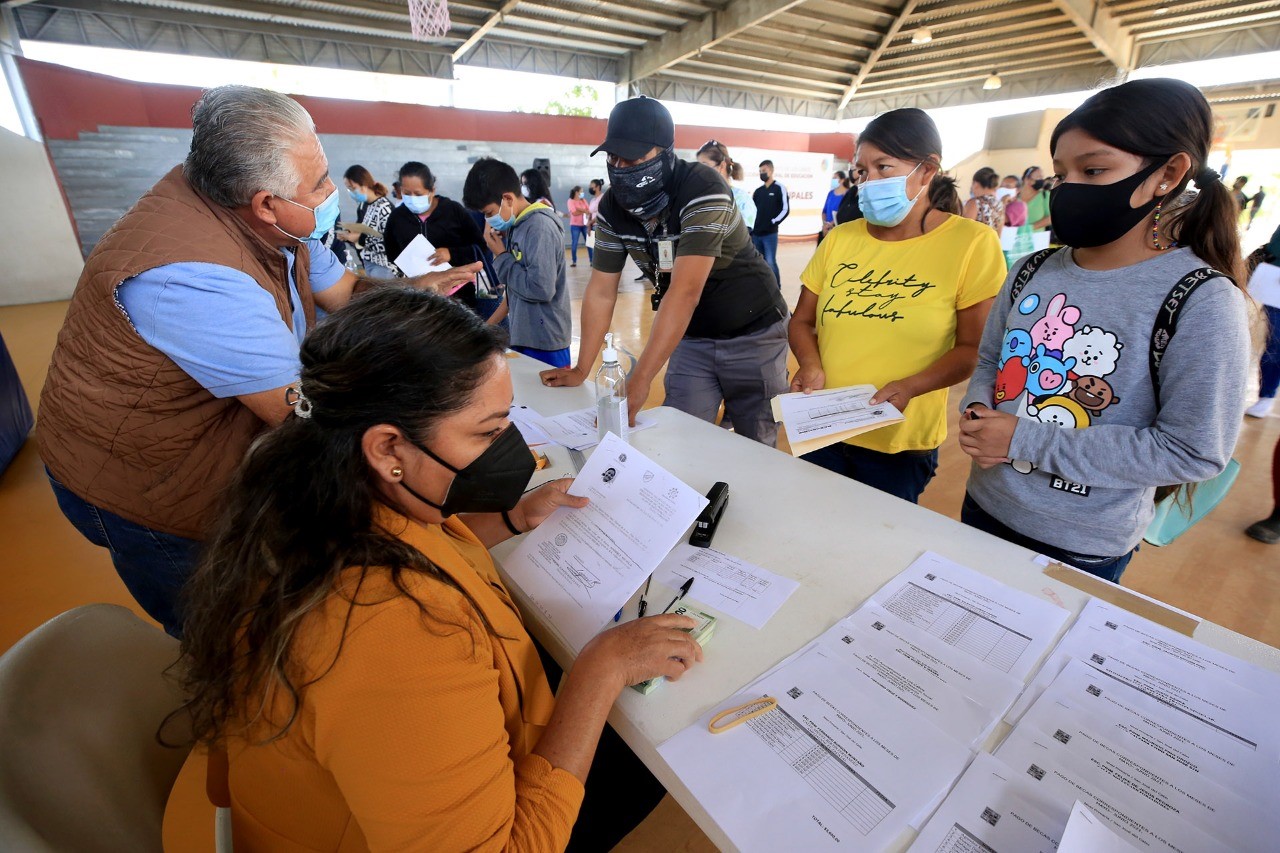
left=649, top=224, right=675, bottom=311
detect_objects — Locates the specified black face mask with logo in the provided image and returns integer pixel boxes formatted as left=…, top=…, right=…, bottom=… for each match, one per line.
left=1049, top=159, right=1166, bottom=249
left=398, top=424, right=535, bottom=517
left=608, top=148, right=675, bottom=220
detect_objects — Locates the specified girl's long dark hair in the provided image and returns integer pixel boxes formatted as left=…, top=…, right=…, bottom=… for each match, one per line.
left=857, top=107, right=961, bottom=226
left=342, top=164, right=388, bottom=198
left=1050, top=78, right=1245, bottom=287
left=176, top=288, right=507, bottom=746
left=521, top=168, right=555, bottom=209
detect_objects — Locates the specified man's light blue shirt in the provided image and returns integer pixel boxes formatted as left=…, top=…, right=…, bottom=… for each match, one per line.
left=116, top=239, right=344, bottom=398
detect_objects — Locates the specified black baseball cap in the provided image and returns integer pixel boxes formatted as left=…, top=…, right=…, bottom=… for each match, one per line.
left=592, top=96, right=675, bottom=160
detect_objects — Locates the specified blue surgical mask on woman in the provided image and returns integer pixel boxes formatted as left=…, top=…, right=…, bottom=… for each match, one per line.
left=487, top=197, right=516, bottom=232
left=347, top=188, right=368, bottom=203
left=275, top=187, right=341, bottom=242
left=830, top=178, right=840, bottom=190
left=401, top=194, right=432, bottom=215
left=856, top=162, right=926, bottom=227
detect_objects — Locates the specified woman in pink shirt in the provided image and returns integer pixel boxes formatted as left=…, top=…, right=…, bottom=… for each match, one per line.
left=567, top=185, right=592, bottom=267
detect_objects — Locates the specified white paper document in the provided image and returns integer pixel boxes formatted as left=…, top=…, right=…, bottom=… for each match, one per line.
left=391, top=233, right=452, bottom=277
left=908, top=752, right=1066, bottom=853
left=815, top=620, right=1000, bottom=748
left=1011, top=693, right=1277, bottom=850
left=1008, top=597, right=1280, bottom=724
left=994, top=723, right=1234, bottom=853
left=1026, top=658, right=1279, bottom=804
left=868, top=552, right=1071, bottom=681
left=659, top=646, right=972, bottom=852
left=504, top=433, right=707, bottom=650
left=1057, top=802, right=1140, bottom=853
left=1248, top=261, right=1280, bottom=309
left=651, top=542, right=799, bottom=629
left=508, top=403, right=552, bottom=447
left=538, top=406, right=657, bottom=451
left=775, top=385, right=903, bottom=445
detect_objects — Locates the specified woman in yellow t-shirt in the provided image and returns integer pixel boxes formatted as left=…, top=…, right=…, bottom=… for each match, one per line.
left=789, top=108, right=1007, bottom=502
left=177, top=289, right=703, bottom=851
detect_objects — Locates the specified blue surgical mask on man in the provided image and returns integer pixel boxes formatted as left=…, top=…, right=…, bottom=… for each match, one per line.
left=275, top=187, right=341, bottom=241
left=401, top=194, right=432, bottom=215
left=487, top=197, right=516, bottom=232
left=856, top=162, right=926, bottom=227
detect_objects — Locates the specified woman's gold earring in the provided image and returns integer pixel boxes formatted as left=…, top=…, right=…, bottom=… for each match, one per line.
left=391, top=467, right=403, bottom=478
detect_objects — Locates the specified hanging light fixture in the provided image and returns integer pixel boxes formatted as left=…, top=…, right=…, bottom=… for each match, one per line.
left=983, top=72, right=1002, bottom=90
left=911, top=29, right=933, bottom=44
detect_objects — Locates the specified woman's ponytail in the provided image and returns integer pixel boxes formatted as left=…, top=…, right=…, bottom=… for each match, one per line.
left=927, top=173, right=961, bottom=217
left=728, top=159, right=744, bottom=182
left=372, top=181, right=389, bottom=199
left=1166, top=172, right=1246, bottom=287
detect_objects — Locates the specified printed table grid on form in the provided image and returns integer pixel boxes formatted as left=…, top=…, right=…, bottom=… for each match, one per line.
left=746, top=705, right=894, bottom=836
left=881, top=582, right=1031, bottom=673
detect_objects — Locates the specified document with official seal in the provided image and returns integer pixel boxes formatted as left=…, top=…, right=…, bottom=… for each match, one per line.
left=504, top=432, right=707, bottom=651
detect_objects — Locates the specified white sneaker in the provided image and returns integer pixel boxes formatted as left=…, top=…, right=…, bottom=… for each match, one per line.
left=1246, top=398, right=1274, bottom=418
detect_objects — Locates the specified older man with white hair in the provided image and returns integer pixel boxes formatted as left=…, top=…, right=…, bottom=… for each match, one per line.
left=36, top=85, right=476, bottom=636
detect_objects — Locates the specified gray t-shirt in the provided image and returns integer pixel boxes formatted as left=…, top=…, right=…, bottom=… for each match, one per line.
left=961, top=247, right=1250, bottom=557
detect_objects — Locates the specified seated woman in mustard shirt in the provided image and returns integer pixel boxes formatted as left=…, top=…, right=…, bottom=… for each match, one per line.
left=789, top=108, right=1006, bottom=503
left=177, top=288, right=703, bottom=851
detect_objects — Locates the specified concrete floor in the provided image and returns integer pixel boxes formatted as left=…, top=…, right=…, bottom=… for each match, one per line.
left=1, top=240, right=1276, bottom=851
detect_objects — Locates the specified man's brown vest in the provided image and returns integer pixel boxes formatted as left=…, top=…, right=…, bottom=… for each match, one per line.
left=37, top=165, right=317, bottom=539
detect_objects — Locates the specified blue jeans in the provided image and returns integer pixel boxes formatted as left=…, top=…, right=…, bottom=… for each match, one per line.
left=961, top=492, right=1135, bottom=583
left=751, top=232, right=780, bottom=284
left=802, top=443, right=938, bottom=503
left=512, top=345, right=571, bottom=368
left=46, top=469, right=199, bottom=637
left=570, top=225, right=592, bottom=265
left=1260, top=304, right=1280, bottom=399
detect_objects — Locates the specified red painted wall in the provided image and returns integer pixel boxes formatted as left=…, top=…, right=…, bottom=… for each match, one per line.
left=19, top=58, right=852, bottom=157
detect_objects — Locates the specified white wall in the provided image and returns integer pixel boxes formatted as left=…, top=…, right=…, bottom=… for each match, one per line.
left=0, top=126, right=83, bottom=306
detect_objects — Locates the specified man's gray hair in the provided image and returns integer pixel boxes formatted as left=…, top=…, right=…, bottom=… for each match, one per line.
left=184, top=85, right=317, bottom=208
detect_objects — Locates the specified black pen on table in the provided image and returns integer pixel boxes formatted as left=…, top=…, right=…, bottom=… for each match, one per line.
left=660, top=577, right=695, bottom=615
left=638, top=574, right=652, bottom=618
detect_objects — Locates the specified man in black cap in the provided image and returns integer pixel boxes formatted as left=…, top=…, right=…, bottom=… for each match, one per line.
left=540, top=96, right=789, bottom=447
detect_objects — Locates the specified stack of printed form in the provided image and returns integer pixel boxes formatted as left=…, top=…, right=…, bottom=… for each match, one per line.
left=660, top=552, right=1072, bottom=851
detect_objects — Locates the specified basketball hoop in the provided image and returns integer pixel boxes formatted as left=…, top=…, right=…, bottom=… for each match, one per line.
left=407, top=0, right=451, bottom=41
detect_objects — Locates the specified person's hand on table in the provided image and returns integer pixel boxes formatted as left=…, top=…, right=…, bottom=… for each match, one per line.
left=510, top=478, right=588, bottom=532
left=578, top=613, right=704, bottom=691
left=624, top=375, right=652, bottom=427
left=427, top=246, right=451, bottom=265
left=958, top=405, right=1017, bottom=468
left=483, top=224, right=506, bottom=256
left=412, top=262, right=480, bottom=295
left=869, top=378, right=916, bottom=410
left=790, top=362, right=825, bottom=394
left=540, top=364, right=587, bottom=387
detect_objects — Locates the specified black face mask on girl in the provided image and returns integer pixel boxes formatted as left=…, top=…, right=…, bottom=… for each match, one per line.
left=607, top=148, right=675, bottom=220
left=398, top=424, right=535, bottom=517
left=1048, top=160, right=1166, bottom=249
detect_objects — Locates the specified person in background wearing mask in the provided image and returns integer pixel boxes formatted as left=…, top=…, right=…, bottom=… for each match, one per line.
left=587, top=177, right=605, bottom=231
left=834, top=179, right=864, bottom=225
left=384, top=161, right=490, bottom=311
left=567, top=185, right=592, bottom=267
left=183, top=289, right=700, bottom=850
left=1021, top=165, right=1053, bottom=232
left=963, top=166, right=1003, bottom=231
left=463, top=157, right=572, bottom=367
left=999, top=175, right=1026, bottom=226
left=521, top=168, right=556, bottom=210
left=959, top=79, right=1251, bottom=583
left=696, top=140, right=756, bottom=231
left=821, top=170, right=851, bottom=240
left=389, top=179, right=403, bottom=207
left=541, top=97, right=790, bottom=446
left=751, top=159, right=789, bottom=283
left=36, top=86, right=477, bottom=636
left=789, top=108, right=1005, bottom=503
left=336, top=164, right=396, bottom=278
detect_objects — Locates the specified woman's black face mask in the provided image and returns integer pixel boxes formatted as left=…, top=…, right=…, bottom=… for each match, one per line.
left=398, top=423, right=534, bottom=516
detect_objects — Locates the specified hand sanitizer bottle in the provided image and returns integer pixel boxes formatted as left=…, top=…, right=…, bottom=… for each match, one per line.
left=595, top=333, right=627, bottom=442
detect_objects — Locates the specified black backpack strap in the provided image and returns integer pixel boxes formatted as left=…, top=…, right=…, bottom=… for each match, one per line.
left=1008, top=246, right=1063, bottom=304
left=1149, top=268, right=1227, bottom=399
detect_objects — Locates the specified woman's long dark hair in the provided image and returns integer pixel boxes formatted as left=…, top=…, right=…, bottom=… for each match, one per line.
left=521, top=168, right=555, bottom=209
left=857, top=107, right=961, bottom=226
left=1050, top=78, right=1245, bottom=287
left=343, top=164, right=388, bottom=198
left=176, top=288, right=508, bottom=746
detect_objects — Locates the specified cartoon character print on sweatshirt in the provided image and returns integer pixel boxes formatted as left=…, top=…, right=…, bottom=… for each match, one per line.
left=1002, top=293, right=1125, bottom=478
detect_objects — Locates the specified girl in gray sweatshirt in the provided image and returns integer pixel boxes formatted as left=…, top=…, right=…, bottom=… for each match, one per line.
left=957, top=78, right=1252, bottom=583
